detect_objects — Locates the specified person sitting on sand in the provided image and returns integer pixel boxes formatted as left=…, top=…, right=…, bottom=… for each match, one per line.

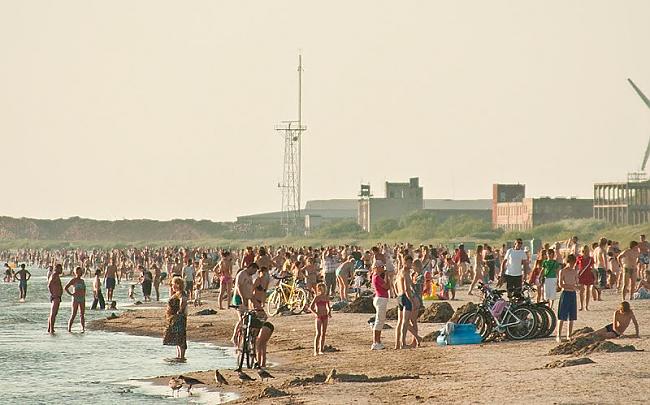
left=633, top=270, right=650, bottom=299
left=594, top=301, right=639, bottom=339
left=309, top=283, right=331, bottom=356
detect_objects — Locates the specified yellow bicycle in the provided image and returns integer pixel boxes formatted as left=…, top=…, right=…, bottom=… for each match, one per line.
left=267, top=275, right=308, bottom=315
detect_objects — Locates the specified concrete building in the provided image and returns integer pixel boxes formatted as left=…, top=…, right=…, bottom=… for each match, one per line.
left=593, top=179, right=650, bottom=225
left=492, top=184, right=593, bottom=231
left=358, top=178, right=424, bottom=232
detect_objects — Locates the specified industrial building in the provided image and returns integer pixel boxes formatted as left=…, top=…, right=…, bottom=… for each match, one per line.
left=358, top=178, right=424, bottom=232
left=593, top=179, right=650, bottom=225
left=492, top=184, right=593, bottom=231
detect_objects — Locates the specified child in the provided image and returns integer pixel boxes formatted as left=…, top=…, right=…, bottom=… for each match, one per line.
left=64, top=266, right=86, bottom=333
left=194, top=272, right=203, bottom=306
left=309, top=283, right=331, bottom=356
left=128, top=284, right=136, bottom=300
left=557, top=254, right=578, bottom=342
left=352, top=270, right=366, bottom=299
left=541, top=249, right=560, bottom=309
left=529, top=250, right=546, bottom=303
left=441, top=256, right=456, bottom=300
left=576, top=245, right=594, bottom=311
left=608, top=251, right=620, bottom=290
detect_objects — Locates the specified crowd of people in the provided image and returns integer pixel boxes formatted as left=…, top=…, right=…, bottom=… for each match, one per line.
left=2, top=234, right=646, bottom=362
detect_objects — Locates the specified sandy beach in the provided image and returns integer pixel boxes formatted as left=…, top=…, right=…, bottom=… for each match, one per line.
left=89, top=287, right=650, bottom=404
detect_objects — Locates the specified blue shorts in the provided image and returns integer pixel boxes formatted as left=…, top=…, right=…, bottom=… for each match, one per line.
left=106, top=277, right=116, bottom=290
left=398, top=294, right=413, bottom=311
left=597, top=268, right=607, bottom=289
left=558, top=290, right=577, bottom=321
left=19, top=280, right=27, bottom=289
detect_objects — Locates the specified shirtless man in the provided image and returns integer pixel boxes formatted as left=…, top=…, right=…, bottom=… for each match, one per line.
left=104, top=259, right=118, bottom=302
left=255, top=247, right=273, bottom=272
left=216, top=251, right=233, bottom=310
left=394, top=256, right=416, bottom=349
left=557, top=254, right=579, bottom=342
left=637, top=235, right=649, bottom=276
left=618, top=241, right=640, bottom=301
left=593, top=238, right=608, bottom=299
left=47, top=264, right=63, bottom=334
left=594, top=301, right=640, bottom=339
left=14, top=263, right=31, bottom=301
left=231, top=263, right=258, bottom=345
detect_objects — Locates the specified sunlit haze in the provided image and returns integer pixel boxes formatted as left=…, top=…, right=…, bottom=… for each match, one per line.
left=2, top=1, right=650, bottom=221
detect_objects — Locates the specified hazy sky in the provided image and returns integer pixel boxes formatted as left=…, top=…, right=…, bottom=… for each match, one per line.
left=2, top=1, right=650, bottom=221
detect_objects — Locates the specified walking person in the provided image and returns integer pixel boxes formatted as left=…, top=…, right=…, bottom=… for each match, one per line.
left=577, top=245, right=595, bottom=311
left=91, top=269, right=106, bottom=310
left=370, top=260, right=389, bottom=350
left=64, top=266, right=86, bottom=332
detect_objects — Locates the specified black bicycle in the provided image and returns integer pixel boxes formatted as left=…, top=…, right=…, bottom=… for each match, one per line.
left=235, top=309, right=260, bottom=371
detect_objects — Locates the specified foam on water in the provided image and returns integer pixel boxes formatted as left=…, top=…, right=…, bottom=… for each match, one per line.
left=0, top=267, right=237, bottom=404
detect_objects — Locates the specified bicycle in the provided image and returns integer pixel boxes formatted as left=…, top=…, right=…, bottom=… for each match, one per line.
left=514, top=282, right=557, bottom=339
left=459, top=282, right=537, bottom=341
left=235, top=309, right=259, bottom=371
left=267, top=275, right=308, bottom=315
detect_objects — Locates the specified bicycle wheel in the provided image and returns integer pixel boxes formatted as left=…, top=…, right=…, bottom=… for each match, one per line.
left=458, top=310, right=491, bottom=341
left=540, top=304, right=557, bottom=338
left=530, top=306, right=547, bottom=339
left=237, top=330, right=248, bottom=371
left=245, top=334, right=255, bottom=369
left=504, top=306, right=537, bottom=340
left=267, top=289, right=282, bottom=315
left=290, top=288, right=307, bottom=315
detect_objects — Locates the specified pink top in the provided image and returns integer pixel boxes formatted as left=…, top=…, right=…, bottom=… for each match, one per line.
left=372, top=273, right=389, bottom=298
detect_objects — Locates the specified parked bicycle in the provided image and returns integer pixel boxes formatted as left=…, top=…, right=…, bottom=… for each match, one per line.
left=513, top=282, right=557, bottom=339
left=267, top=275, right=308, bottom=315
left=235, top=309, right=259, bottom=371
left=458, top=282, right=537, bottom=341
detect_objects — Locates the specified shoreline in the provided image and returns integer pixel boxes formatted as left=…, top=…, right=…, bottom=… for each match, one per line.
left=90, top=288, right=650, bottom=404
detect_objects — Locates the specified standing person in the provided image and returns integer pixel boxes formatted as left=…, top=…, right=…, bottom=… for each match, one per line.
left=541, top=248, right=560, bottom=308
left=557, top=254, right=579, bottom=342
left=182, top=260, right=195, bottom=301
left=566, top=236, right=580, bottom=257
left=638, top=235, right=649, bottom=277
left=13, top=263, right=31, bottom=302
left=104, top=259, right=118, bottom=302
left=576, top=245, right=595, bottom=311
left=140, top=265, right=153, bottom=302
left=484, top=245, right=496, bottom=282
left=395, top=256, right=416, bottom=349
left=64, top=266, right=86, bottom=333
left=453, top=245, right=470, bottom=285
left=47, top=264, right=63, bottom=334
left=468, top=245, right=484, bottom=295
left=199, top=252, right=210, bottom=290
left=163, top=277, right=188, bottom=360
left=618, top=241, right=640, bottom=301
left=409, top=258, right=424, bottom=348
left=321, top=248, right=338, bottom=297
left=370, top=260, right=389, bottom=350
left=499, top=239, right=528, bottom=298
left=231, top=263, right=257, bottom=346
left=593, top=237, right=608, bottom=299
left=151, top=263, right=162, bottom=301
left=216, top=251, right=233, bottom=310
left=91, top=269, right=106, bottom=310
left=309, top=283, right=331, bottom=356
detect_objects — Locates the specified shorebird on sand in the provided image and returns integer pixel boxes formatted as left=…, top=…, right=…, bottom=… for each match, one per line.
left=178, top=375, right=205, bottom=396
left=168, top=377, right=183, bottom=396
left=237, top=370, right=256, bottom=385
left=257, top=369, right=274, bottom=382
left=214, top=370, right=229, bottom=385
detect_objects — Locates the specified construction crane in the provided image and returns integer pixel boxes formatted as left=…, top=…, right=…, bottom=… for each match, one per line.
left=627, top=78, right=650, bottom=175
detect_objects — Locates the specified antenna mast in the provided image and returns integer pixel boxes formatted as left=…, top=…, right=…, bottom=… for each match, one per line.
left=275, top=52, right=307, bottom=235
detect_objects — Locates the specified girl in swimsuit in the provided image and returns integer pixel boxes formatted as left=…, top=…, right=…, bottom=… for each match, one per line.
left=64, top=266, right=86, bottom=332
left=309, top=283, right=331, bottom=356
left=217, top=252, right=233, bottom=310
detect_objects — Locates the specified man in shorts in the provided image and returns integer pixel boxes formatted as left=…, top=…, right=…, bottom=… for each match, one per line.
left=618, top=241, right=640, bottom=301
left=593, top=237, right=608, bottom=298
left=594, top=301, right=639, bottom=339
left=104, top=259, right=118, bottom=302
left=14, top=263, right=31, bottom=302
left=231, top=263, right=258, bottom=345
left=499, top=239, right=528, bottom=298
left=638, top=235, right=649, bottom=275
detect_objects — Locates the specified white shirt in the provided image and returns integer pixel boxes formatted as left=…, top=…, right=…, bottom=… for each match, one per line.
left=503, top=248, right=527, bottom=276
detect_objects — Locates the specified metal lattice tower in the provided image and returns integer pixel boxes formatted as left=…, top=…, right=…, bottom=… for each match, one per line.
left=275, top=54, right=306, bottom=235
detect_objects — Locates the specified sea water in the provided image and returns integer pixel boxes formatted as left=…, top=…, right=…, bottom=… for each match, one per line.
left=0, top=267, right=237, bottom=404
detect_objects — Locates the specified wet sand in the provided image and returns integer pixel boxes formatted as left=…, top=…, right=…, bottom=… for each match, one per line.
left=90, top=288, right=650, bottom=404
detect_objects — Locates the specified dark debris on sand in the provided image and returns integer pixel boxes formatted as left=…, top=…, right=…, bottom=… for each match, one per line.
left=449, top=302, right=478, bottom=323
left=544, top=357, right=595, bottom=368
left=194, top=308, right=217, bottom=316
left=341, top=297, right=375, bottom=313
left=422, top=330, right=441, bottom=342
left=549, top=334, right=640, bottom=356
left=258, top=386, right=289, bottom=399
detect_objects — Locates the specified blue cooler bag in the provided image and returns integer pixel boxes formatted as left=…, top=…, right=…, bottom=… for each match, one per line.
left=437, top=323, right=482, bottom=346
